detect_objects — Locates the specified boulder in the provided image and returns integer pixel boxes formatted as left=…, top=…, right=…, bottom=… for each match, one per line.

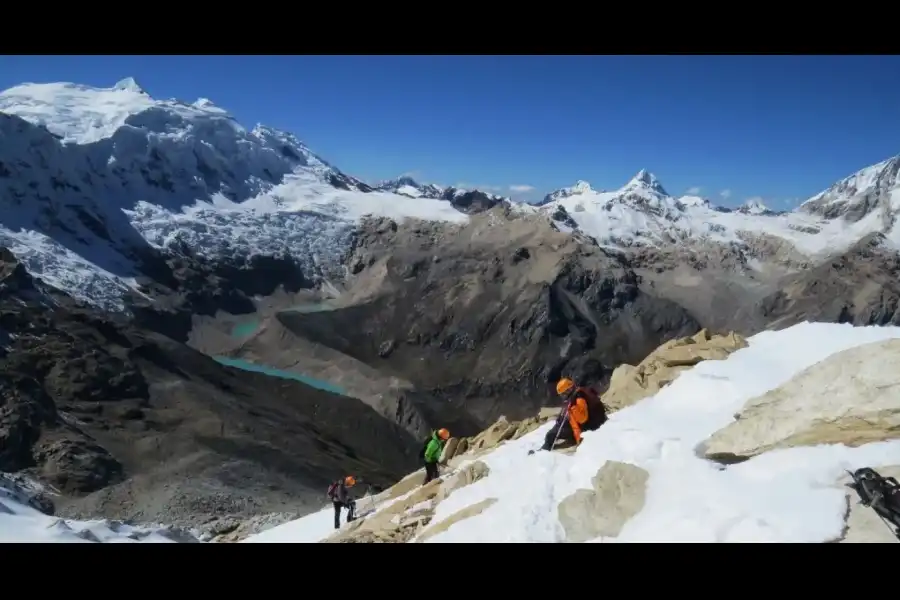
left=439, top=438, right=460, bottom=463
left=383, top=468, right=428, bottom=501
left=449, top=407, right=559, bottom=461
left=467, top=416, right=518, bottom=452
left=557, top=461, right=649, bottom=542
left=703, top=338, right=900, bottom=461
left=602, top=329, right=747, bottom=412
left=436, top=461, right=490, bottom=503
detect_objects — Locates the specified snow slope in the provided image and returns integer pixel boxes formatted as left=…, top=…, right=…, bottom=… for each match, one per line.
left=0, top=473, right=195, bottom=543
left=538, top=160, right=900, bottom=259
left=0, top=78, right=468, bottom=309
left=247, top=322, right=900, bottom=543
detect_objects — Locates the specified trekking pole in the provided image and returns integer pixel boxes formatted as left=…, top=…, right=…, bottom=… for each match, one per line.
left=549, top=397, right=573, bottom=451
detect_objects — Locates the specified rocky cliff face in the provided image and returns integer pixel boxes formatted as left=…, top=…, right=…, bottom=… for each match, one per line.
left=754, top=232, right=900, bottom=329
left=275, top=210, right=699, bottom=432
left=0, top=247, right=419, bottom=528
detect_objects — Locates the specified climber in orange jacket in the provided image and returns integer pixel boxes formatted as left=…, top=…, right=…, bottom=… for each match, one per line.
left=539, top=378, right=591, bottom=452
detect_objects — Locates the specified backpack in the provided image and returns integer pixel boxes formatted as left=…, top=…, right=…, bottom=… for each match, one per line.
left=326, top=481, right=339, bottom=500
left=576, top=386, right=608, bottom=431
left=421, top=436, right=433, bottom=460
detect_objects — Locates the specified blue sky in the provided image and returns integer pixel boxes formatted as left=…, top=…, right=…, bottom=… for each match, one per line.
left=2, top=55, right=899, bottom=208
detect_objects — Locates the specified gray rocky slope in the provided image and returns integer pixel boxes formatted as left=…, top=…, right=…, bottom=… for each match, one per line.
left=2, top=78, right=900, bottom=527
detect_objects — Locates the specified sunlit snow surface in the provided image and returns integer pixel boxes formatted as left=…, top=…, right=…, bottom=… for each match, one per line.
left=0, top=475, right=188, bottom=543
left=0, top=79, right=467, bottom=310
left=246, top=322, right=900, bottom=543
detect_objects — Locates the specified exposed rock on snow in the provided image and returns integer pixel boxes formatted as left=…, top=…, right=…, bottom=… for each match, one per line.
left=703, top=338, right=900, bottom=461
left=602, top=328, right=748, bottom=411
left=415, top=498, right=498, bottom=542
left=557, top=461, right=649, bottom=542
left=435, top=461, right=491, bottom=504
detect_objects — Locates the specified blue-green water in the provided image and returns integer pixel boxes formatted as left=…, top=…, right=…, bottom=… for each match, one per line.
left=213, top=356, right=347, bottom=395
left=231, top=320, right=260, bottom=338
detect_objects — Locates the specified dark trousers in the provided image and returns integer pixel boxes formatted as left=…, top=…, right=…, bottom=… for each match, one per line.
left=333, top=500, right=356, bottom=529
left=423, top=461, right=440, bottom=485
left=541, top=418, right=575, bottom=451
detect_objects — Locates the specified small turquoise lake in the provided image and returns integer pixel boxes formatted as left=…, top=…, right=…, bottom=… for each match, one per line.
left=230, top=321, right=260, bottom=338
left=229, top=305, right=333, bottom=340
left=213, top=356, right=347, bottom=396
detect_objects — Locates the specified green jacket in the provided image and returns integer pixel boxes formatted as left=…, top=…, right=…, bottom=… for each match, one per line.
left=424, top=432, right=445, bottom=463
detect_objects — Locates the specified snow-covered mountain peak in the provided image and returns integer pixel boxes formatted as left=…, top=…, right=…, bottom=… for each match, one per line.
left=113, top=77, right=145, bottom=94
left=570, top=180, right=594, bottom=194
left=738, top=198, right=771, bottom=215
left=625, top=169, right=667, bottom=196
left=374, top=175, right=445, bottom=199
left=676, top=194, right=711, bottom=209
left=799, top=155, right=900, bottom=223
left=0, top=78, right=250, bottom=146
left=535, top=180, right=598, bottom=206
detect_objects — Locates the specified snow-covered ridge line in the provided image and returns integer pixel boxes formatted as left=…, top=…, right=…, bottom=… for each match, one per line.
left=0, top=78, right=471, bottom=309
left=534, top=155, right=900, bottom=259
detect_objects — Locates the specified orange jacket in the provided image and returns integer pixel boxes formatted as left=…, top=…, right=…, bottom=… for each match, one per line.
left=567, top=395, right=589, bottom=444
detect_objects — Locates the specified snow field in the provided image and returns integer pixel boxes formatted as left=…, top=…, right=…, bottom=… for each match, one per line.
left=246, top=322, right=900, bottom=543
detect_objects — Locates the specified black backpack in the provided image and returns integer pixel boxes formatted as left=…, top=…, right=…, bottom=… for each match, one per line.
left=577, top=386, right=608, bottom=431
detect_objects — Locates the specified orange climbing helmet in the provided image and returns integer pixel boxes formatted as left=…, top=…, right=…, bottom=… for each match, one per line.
left=344, top=475, right=356, bottom=486
left=556, top=377, right=575, bottom=396
left=437, top=428, right=450, bottom=441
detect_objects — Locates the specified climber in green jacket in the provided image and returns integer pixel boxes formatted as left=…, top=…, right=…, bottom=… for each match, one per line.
left=422, top=428, right=450, bottom=485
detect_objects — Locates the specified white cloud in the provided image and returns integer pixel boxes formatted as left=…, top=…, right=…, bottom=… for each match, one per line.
left=744, top=196, right=766, bottom=205
left=685, top=186, right=702, bottom=195
left=719, top=189, right=732, bottom=199
left=509, top=184, right=535, bottom=193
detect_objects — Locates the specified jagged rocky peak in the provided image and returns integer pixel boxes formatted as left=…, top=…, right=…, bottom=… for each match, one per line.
left=375, top=175, right=444, bottom=198
left=798, top=155, right=900, bottom=222
left=737, top=198, right=772, bottom=215
left=569, top=180, right=594, bottom=194
left=537, top=180, right=598, bottom=205
left=624, top=169, right=668, bottom=196
left=113, top=77, right=145, bottom=94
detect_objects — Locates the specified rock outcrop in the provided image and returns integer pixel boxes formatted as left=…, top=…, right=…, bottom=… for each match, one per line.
left=437, top=407, right=562, bottom=466
left=557, top=461, right=649, bottom=542
left=602, top=329, right=748, bottom=412
left=703, top=338, right=900, bottom=461
left=754, top=233, right=900, bottom=330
